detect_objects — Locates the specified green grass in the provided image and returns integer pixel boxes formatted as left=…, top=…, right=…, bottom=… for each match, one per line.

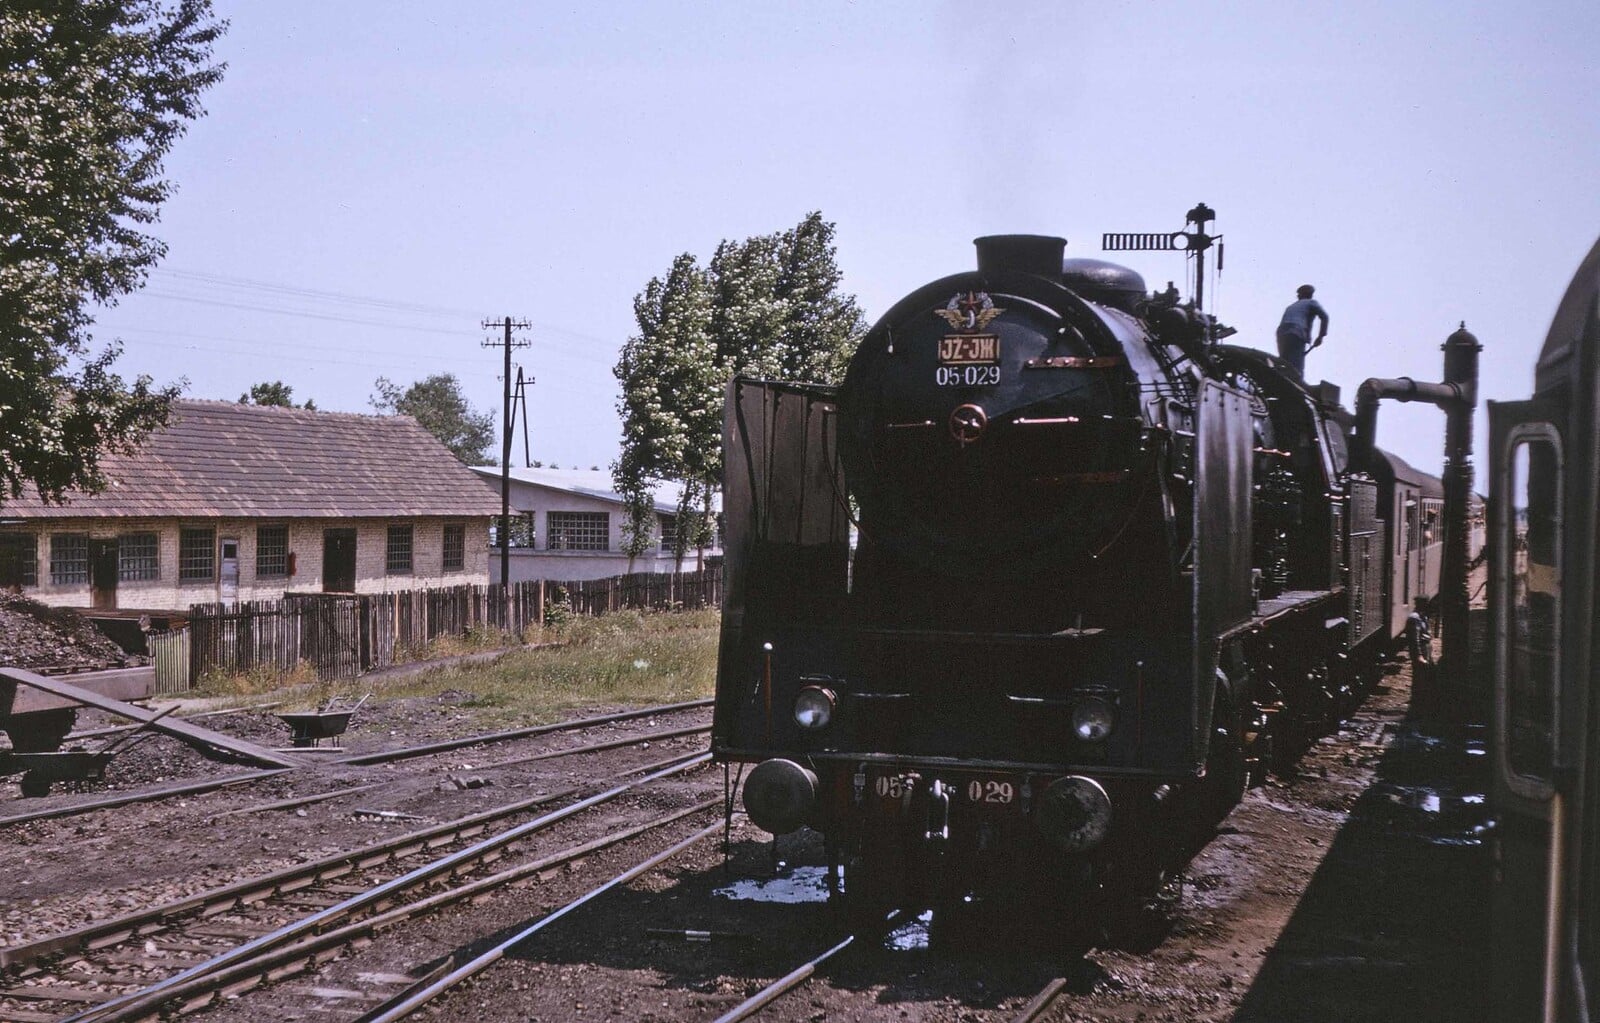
left=287, top=608, right=721, bottom=724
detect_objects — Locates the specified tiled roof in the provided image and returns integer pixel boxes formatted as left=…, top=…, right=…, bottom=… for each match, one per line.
left=469, top=467, right=721, bottom=515
left=3, top=400, right=503, bottom=519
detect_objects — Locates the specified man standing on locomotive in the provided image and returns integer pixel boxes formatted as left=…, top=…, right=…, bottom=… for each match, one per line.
left=1275, top=284, right=1330, bottom=377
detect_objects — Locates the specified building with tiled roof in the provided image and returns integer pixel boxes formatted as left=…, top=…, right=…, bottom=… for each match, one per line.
left=0, top=400, right=502, bottom=611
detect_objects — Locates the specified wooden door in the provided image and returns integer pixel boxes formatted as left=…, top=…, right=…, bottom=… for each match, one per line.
left=322, top=528, right=356, bottom=593
left=89, top=539, right=118, bottom=610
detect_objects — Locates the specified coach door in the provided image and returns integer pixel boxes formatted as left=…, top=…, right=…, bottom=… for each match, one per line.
left=1489, top=402, right=1565, bottom=1023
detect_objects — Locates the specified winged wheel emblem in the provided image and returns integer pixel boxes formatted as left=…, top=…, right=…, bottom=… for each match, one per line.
left=935, top=291, right=1004, bottom=333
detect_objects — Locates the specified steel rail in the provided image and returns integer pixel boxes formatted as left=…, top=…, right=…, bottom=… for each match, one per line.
left=1010, top=977, right=1070, bottom=1022
left=152, top=801, right=723, bottom=1021
left=202, top=780, right=388, bottom=820
left=480, top=722, right=710, bottom=768
left=5, top=749, right=699, bottom=972
left=63, top=753, right=712, bottom=1023
left=0, top=769, right=291, bottom=829
left=66, top=702, right=285, bottom=742
left=356, top=820, right=723, bottom=1023
left=335, top=697, right=713, bottom=765
left=709, top=934, right=859, bottom=1023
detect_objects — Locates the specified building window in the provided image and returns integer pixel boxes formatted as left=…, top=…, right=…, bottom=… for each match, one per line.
left=119, top=533, right=159, bottom=581
left=179, top=527, right=215, bottom=581
left=547, top=511, right=609, bottom=551
left=257, top=525, right=289, bottom=578
left=386, top=524, right=413, bottom=574
left=0, top=533, right=38, bottom=586
left=442, top=523, right=465, bottom=571
left=49, top=533, right=89, bottom=585
left=489, top=513, right=535, bottom=549
left=658, top=514, right=676, bottom=552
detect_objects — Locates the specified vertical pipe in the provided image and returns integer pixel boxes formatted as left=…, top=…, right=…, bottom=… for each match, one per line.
left=1439, top=324, right=1481, bottom=677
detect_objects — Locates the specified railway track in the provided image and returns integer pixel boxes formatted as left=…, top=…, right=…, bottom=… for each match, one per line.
left=351, top=821, right=723, bottom=1023
left=0, top=697, right=713, bottom=829
left=333, top=697, right=714, bottom=767
left=1009, top=977, right=1070, bottom=1022
left=0, top=754, right=714, bottom=1022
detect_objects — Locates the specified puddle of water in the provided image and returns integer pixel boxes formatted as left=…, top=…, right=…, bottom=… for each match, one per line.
left=884, top=910, right=933, bottom=951
left=1381, top=785, right=1443, bottom=814
left=712, top=865, right=832, bottom=905
left=1359, top=781, right=1490, bottom=847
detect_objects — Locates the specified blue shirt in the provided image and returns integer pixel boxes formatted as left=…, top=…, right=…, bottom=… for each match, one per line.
left=1277, top=298, right=1329, bottom=341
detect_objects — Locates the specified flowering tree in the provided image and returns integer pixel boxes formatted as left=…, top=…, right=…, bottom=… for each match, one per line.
left=613, top=213, right=866, bottom=565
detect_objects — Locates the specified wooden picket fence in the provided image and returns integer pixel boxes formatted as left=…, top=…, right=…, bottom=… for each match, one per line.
left=550, top=568, right=723, bottom=617
left=183, top=568, right=722, bottom=686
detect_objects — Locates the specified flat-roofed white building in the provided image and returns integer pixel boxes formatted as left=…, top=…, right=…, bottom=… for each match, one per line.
left=471, top=467, right=721, bottom=583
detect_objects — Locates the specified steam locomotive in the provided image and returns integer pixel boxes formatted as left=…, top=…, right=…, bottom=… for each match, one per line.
left=713, top=231, right=1448, bottom=922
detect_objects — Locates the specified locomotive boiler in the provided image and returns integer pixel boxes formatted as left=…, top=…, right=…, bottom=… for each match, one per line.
left=713, top=229, right=1440, bottom=924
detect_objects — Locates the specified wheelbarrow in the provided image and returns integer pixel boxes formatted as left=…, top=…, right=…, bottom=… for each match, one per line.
left=277, top=694, right=369, bottom=749
left=12, top=705, right=177, bottom=798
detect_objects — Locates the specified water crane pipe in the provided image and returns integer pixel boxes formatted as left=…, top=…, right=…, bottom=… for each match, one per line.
left=1349, top=324, right=1482, bottom=697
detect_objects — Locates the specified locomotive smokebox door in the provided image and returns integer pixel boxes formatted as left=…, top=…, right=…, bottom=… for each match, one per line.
left=713, top=378, right=852, bottom=759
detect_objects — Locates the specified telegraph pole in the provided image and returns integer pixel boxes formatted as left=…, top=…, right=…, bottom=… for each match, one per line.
left=511, top=366, right=534, bottom=467
left=482, top=317, right=531, bottom=589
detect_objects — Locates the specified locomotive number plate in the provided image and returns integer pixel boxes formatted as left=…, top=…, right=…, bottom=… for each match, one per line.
left=938, top=335, right=1001, bottom=365
left=872, top=773, right=917, bottom=801
left=963, top=777, right=1019, bottom=806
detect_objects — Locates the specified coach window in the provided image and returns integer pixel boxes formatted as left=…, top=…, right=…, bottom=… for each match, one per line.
left=1504, top=432, right=1560, bottom=785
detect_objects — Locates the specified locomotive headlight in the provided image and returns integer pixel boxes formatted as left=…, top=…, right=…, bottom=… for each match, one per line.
left=794, top=686, right=836, bottom=730
left=1072, top=695, right=1115, bottom=742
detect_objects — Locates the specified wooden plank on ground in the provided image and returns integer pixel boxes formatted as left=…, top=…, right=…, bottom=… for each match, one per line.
left=1, top=666, right=155, bottom=715
left=0, top=668, right=302, bottom=768
left=1, top=983, right=115, bottom=1004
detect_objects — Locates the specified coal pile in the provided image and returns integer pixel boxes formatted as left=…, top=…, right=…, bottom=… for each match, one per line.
left=0, top=595, right=142, bottom=671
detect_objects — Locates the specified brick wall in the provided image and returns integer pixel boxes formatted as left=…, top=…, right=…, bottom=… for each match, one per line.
left=5, top=516, right=490, bottom=611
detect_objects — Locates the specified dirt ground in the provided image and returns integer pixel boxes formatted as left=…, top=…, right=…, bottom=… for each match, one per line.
left=359, top=653, right=1487, bottom=1023
left=0, top=654, right=1489, bottom=1022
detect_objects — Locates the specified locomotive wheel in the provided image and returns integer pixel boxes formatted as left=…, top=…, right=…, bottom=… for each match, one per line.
left=1204, top=694, right=1249, bottom=823
left=1100, top=868, right=1181, bottom=951
left=838, top=847, right=900, bottom=936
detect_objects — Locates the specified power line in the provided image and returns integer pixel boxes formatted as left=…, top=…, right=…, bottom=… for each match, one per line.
left=140, top=290, right=476, bottom=336
left=123, top=292, right=620, bottom=367
left=151, top=267, right=480, bottom=318
left=116, top=336, right=459, bottom=372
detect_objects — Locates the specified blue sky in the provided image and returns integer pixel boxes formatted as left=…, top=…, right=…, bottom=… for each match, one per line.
left=91, top=0, right=1600, bottom=476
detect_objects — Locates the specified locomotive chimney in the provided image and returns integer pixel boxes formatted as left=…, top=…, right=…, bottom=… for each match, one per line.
left=974, top=235, right=1067, bottom=278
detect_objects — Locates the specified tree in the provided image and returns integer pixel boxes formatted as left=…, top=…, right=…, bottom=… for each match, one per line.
left=238, top=380, right=315, bottom=409
left=613, top=212, right=867, bottom=563
left=370, top=373, right=494, bottom=464
left=0, top=1, right=226, bottom=506
left=613, top=253, right=720, bottom=561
